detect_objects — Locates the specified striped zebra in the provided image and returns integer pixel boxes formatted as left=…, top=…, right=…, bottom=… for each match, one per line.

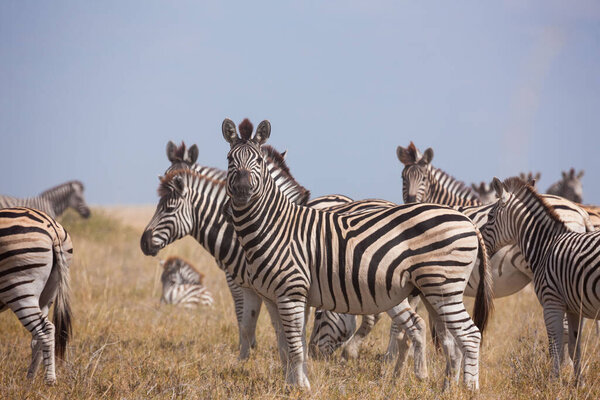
left=142, top=137, right=311, bottom=360
left=481, top=177, right=600, bottom=381
left=0, top=207, right=73, bottom=385
left=221, top=118, right=492, bottom=390
left=0, top=180, right=91, bottom=219
left=159, top=257, right=214, bottom=308
left=547, top=168, right=584, bottom=204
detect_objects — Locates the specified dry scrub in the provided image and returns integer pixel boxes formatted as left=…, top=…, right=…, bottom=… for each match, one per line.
left=1, top=208, right=599, bottom=399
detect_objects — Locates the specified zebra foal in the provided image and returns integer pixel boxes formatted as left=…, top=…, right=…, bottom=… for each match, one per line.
left=160, top=257, right=214, bottom=308
left=222, top=118, right=492, bottom=390
left=0, top=207, right=73, bottom=384
left=481, top=177, right=600, bottom=381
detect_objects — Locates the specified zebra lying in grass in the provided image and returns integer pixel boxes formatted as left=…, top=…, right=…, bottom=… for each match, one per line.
left=482, top=177, right=600, bottom=382
left=0, top=207, right=73, bottom=385
left=0, top=180, right=91, bottom=219
left=160, top=257, right=214, bottom=308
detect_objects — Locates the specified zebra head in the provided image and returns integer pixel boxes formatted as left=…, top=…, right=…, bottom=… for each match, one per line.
left=551, top=168, right=584, bottom=204
left=166, top=140, right=199, bottom=168
left=480, top=177, right=521, bottom=254
left=68, top=181, right=91, bottom=218
left=141, top=171, right=196, bottom=256
left=308, top=310, right=357, bottom=359
left=470, top=181, right=496, bottom=205
left=222, top=118, right=271, bottom=207
left=397, top=142, right=434, bottom=203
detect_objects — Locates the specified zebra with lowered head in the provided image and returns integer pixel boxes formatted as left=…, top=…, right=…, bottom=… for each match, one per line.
left=222, top=118, right=492, bottom=390
left=0, top=207, right=73, bottom=385
left=481, top=177, right=600, bottom=382
left=0, top=180, right=91, bottom=219
left=159, top=257, right=214, bottom=308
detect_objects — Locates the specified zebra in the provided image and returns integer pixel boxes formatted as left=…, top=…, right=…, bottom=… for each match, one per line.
left=547, top=168, right=584, bottom=203
left=0, top=180, right=91, bottom=219
left=481, top=177, right=600, bottom=381
left=0, top=207, right=73, bottom=385
left=221, top=118, right=492, bottom=390
left=159, top=257, right=214, bottom=308
left=471, top=172, right=540, bottom=205
left=141, top=136, right=311, bottom=360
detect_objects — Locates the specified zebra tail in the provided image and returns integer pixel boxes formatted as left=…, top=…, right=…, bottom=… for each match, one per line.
left=52, top=237, right=72, bottom=360
left=473, top=225, right=494, bottom=337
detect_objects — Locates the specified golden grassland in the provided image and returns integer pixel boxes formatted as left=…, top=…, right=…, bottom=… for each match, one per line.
left=1, top=207, right=599, bottom=399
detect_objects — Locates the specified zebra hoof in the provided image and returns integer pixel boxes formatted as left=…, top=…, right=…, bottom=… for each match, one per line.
left=44, top=378, right=57, bottom=386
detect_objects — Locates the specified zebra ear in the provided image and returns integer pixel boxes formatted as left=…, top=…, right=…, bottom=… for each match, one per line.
left=281, top=150, right=288, bottom=160
left=491, top=177, right=504, bottom=201
left=534, top=172, right=541, bottom=181
left=254, top=120, right=271, bottom=145
left=562, top=171, right=567, bottom=180
left=166, top=141, right=178, bottom=163
left=577, top=170, right=584, bottom=179
left=396, top=146, right=415, bottom=165
left=418, top=148, right=434, bottom=165
left=187, top=144, right=199, bottom=164
left=222, top=118, right=239, bottom=145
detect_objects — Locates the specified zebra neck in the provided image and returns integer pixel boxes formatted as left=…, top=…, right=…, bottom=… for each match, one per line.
left=515, top=202, right=569, bottom=272
left=426, top=166, right=481, bottom=207
left=39, top=184, right=73, bottom=217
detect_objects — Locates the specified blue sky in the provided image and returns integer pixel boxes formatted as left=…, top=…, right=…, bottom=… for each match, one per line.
left=1, top=1, right=599, bottom=205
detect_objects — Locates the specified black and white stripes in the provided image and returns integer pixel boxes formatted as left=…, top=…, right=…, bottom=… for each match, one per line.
left=222, top=119, right=492, bottom=390
left=0, top=207, right=73, bottom=385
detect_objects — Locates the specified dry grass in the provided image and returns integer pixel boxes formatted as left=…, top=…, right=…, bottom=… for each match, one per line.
left=1, top=207, right=599, bottom=399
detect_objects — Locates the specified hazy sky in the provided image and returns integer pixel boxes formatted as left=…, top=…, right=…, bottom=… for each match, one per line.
left=1, top=1, right=599, bottom=205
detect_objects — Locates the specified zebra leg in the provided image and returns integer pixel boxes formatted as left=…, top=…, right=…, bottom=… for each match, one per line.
left=421, top=295, right=480, bottom=390
left=224, top=273, right=249, bottom=357
left=543, top=306, right=566, bottom=379
left=596, top=320, right=600, bottom=336
left=420, top=297, right=462, bottom=390
left=566, top=311, right=584, bottom=384
left=27, top=338, right=43, bottom=379
left=561, top=315, right=574, bottom=368
left=384, top=295, right=423, bottom=363
left=276, top=297, right=310, bottom=389
left=264, top=299, right=290, bottom=376
left=386, top=299, right=428, bottom=380
left=239, top=287, right=262, bottom=360
left=341, top=313, right=381, bottom=360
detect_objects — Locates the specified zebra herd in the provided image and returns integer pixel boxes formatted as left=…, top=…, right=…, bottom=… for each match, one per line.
left=2, top=117, right=599, bottom=392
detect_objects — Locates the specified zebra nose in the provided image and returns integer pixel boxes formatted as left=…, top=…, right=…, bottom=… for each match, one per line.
left=140, top=230, right=158, bottom=256
left=233, top=170, right=252, bottom=195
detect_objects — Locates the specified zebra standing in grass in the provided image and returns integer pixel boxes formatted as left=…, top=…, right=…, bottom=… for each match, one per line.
left=159, top=257, right=214, bottom=308
left=142, top=137, right=311, bottom=360
left=0, top=207, right=73, bottom=385
left=481, top=177, right=600, bottom=381
left=221, top=118, right=492, bottom=390
left=0, top=180, right=91, bottom=219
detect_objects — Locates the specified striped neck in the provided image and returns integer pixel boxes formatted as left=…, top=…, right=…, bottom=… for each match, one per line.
left=38, top=182, right=80, bottom=217
left=506, top=188, right=569, bottom=272
left=425, top=165, right=481, bottom=206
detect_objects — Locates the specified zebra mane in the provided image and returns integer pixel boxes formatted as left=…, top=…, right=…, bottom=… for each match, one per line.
left=39, top=180, right=84, bottom=196
left=158, top=169, right=225, bottom=197
left=262, top=145, right=311, bottom=205
left=172, top=142, right=187, bottom=161
left=503, top=177, right=564, bottom=225
left=162, top=256, right=204, bottom=283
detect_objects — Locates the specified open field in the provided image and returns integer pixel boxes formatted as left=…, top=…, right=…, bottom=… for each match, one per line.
left=1, top=207, right=600, bottom=400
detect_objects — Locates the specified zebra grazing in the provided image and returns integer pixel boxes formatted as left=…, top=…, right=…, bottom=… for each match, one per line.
left=159, top=257, right=214, bottom=308
left=222, top=118, right=492, bottom=390
left=481, top=177, right=600, bottom=381
left=0, top=207, right=73, bottom=385
left=0, top=181, right=91, bottom=219
left=547, top=168, right=584, bottom=203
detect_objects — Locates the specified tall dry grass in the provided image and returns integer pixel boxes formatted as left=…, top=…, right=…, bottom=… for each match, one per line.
left=1, top=207, right=599, bottom=399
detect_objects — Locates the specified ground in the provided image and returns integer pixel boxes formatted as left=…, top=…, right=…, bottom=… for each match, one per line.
left=1, top=207, right=599, bottom=399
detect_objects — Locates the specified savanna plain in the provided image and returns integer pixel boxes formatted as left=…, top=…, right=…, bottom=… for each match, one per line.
left=1, top=207, right=599, bottom=400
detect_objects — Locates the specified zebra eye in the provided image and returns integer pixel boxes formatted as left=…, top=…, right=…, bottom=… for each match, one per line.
left=256, top=158, right=263, bottom=165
